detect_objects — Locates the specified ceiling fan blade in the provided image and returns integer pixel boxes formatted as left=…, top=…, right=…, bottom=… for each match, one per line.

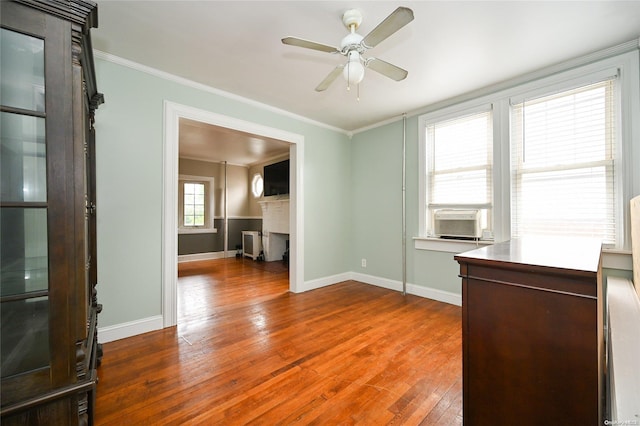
left=366, top=58, right=408, bottom=81
left=315, top=65, right=344, bottom=92
left=282, top=36, right=339, bottom=53
left=361, top=7, right=414, bottom=49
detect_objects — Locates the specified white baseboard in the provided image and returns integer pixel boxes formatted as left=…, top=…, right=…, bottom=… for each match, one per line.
left=407, top=283, right=462, bottom=306
left=300, top=272, right=352, bottom=292
left=178, top=251, right=236, bottom=263
left=350, top=272, right=462, bottom=306
left=350, top=272, right=403, bottom=292
left=98, top=315, right=163, bottom=343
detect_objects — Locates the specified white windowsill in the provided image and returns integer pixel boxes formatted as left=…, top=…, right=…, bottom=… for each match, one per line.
left=602, top=248, right=633, bottom=270
left=413, top=236, right=493, bottom=254
left=413, top=236, right=633, bottom=270
left=178, top=227, right=218, bottom=235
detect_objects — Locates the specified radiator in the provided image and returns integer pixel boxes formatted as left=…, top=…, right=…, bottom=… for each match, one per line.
left=242, top=231, right=262, bottom=260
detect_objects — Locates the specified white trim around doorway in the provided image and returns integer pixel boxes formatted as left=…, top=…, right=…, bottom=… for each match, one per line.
left=162, top=101, right=305, bottom=328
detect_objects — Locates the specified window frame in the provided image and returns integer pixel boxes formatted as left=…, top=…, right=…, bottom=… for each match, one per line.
left=510, top=79, right=618, bottom=247
left=251, top=172, right=264, bottom=198
left=417, top=48, right=639, bottom=254
left=183, top=181, right=206, bottom=227
left=420, top=103, right=495, bottom=240
left=178, top=174, right=216, bottom=234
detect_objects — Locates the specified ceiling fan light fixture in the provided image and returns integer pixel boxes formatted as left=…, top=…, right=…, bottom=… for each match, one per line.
left=343, top=51, right=364, bottom=86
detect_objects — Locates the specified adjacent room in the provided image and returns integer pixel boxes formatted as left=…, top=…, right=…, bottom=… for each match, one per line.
left=1, top=1, right=639, bottom=425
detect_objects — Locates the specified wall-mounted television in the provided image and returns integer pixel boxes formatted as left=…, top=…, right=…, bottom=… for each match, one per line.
left=263, top=159, right=289, bottom=197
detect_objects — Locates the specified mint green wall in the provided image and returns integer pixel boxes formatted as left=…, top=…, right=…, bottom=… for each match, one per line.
left=604, top=268, right=634, bottom=281
left=350, top=116, right=462, bottom=295
left=94, top=58, right=351, bottom=327
left=350, top=120, right=403, bottom=280
left=304, top=126, right=352, bottom=280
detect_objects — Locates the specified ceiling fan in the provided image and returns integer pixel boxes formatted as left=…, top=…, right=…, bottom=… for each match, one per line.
left=281, top=7, right=414, bottom=93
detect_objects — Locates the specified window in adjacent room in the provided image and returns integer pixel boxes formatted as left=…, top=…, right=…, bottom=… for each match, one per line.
left=510, top=79, right=617, bottom=246
left=183, top=182, right=205, bottom=226
left=178, top=175, right=215, bottom=233
left=423, top=106, right=493, bottom=239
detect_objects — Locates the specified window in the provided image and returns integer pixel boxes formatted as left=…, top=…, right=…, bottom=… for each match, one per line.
left=251, top=173, right=264, bottom=198
left=183, top=182, right=205, bottom=226
left=424, top=107, right=493, bottom=238
left=511, top=80, right=617, bottom=246
left=417, top=47, right=638, bottom=252
left=178, top=175, right=215, bottom=233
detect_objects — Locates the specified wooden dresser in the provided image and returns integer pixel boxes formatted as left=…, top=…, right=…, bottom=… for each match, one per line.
left=455, top=237, right=603, bottom=425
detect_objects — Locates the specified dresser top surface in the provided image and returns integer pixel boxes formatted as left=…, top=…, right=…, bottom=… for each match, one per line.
left=455, top=237, right=602, bottom=274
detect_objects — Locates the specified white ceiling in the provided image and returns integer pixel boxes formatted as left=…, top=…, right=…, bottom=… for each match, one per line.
left=92, top=1, right=640, bottom=164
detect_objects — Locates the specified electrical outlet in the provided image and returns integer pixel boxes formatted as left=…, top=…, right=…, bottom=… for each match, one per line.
left=361, top=258, right=367, bottom=268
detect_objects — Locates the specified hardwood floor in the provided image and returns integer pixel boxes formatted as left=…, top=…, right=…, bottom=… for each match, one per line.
left=95, top=258, right=462, bottom=425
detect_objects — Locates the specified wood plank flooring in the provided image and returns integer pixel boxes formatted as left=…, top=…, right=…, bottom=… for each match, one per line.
left=94, top=258, right=462, bottom=425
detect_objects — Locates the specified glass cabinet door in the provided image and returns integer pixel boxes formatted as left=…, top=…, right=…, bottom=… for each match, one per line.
left=1, top=2, right=102, bottom=422
left=0, top=27, right=50, bottom=381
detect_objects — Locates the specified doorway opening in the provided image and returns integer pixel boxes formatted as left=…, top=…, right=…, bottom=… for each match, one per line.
left=163, top=101, right=304, bottom=328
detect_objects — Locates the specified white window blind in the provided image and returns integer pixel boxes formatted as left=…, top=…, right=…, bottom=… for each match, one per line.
left=426, top=109, right=493, bottom=234
left=511, top=79, right=616, bottom=245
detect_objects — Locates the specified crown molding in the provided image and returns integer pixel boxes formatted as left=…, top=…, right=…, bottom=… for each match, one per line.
left=93, top=50, right=350, bottom=136
left=350, top=38, right=640, bottom=135
left=94, top=38, right=640, bottom=138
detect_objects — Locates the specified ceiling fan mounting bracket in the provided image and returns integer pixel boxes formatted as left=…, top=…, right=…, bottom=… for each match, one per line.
left=342, top=9, right=362, bottom=31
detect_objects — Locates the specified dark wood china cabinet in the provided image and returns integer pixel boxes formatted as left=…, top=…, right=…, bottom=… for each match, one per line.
left=0, top=0, right=103, bottom=424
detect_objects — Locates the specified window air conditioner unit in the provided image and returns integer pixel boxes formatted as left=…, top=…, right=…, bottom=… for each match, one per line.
left=434, top=209, right=482, bottom=239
